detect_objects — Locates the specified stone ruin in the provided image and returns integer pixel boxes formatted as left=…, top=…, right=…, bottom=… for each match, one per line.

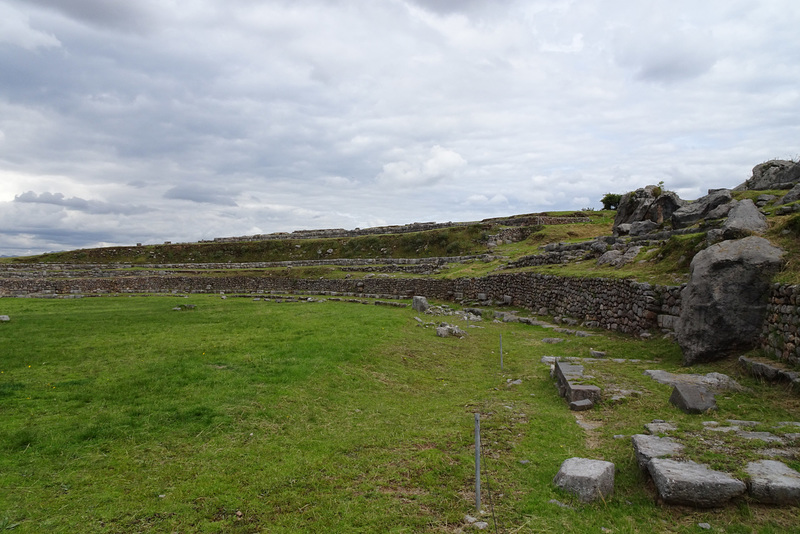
left=608, top=160, right=800, bottom=365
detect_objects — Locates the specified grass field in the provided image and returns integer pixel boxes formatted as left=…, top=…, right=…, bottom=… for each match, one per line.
left=1, top=296, right=799, bottom=533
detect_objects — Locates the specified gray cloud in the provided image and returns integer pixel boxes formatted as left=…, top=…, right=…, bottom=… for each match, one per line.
left=14, top=191, right=150, bottom=215
left=0, top=0, right=798, bottom=255
left=163, top=186, right=240, bottom=207
left=14, top=0, right=157, bottom=33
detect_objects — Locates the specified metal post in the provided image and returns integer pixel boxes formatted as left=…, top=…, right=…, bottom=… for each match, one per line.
left=475, top=412, right=481, bottom=512
left=500, top=334, right=503, bottom=371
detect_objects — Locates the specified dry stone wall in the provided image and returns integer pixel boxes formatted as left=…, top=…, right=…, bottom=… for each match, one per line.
left=762, top=283, right=800, bottom=365
left=0, top=270, right=682, bottom=335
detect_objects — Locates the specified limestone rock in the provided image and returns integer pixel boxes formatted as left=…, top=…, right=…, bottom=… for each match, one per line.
left=631, top=434, right=684, bottom=471
left=721, top=199, right=768, bottom=239
left=569, top=399, right=594, bottom=411
left=553, top=457, right=615, bottom=503
left=675, top=236, right=784, bottom=365
left=648, top=459, right=746, bottom=507
left=669, top=383, right=716, bottom=414
left=613, top=187, right=684, bottom=234
left=596, top=246, right=642, bottom=268
left=629, top=220, right=658, bottom=236
left=671, top=189, right=733, bottom=229
left=777, top=182, right=800, bottom=205
left=435, top=323, right=465, bottom=338
left=746, top=460, right=800, bottom=504
left=739, top=160, right=800, bottom=191
left=0, top=315, right=9, bottom=322
left=412, top=296, right=430, bottom=313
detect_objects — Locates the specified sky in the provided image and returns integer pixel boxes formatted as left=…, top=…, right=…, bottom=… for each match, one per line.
left=1, top=0, right=799, bottom=256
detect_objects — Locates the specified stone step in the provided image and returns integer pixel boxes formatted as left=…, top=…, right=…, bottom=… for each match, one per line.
left=648, top=459, right=746, bottom=507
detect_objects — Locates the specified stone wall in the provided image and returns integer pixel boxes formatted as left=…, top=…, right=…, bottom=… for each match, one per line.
left=762, top=283, right=800, bottom=365
left=0, top=271, right=682, bottom=335
left=202, top=215, right=590, bottom=244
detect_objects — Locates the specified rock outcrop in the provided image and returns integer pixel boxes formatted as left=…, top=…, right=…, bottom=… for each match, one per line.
left=676, top=237, right=785, bottom=365
left=720, top=199, right=768, bottom=239
left=671, top=189, right=734, bottom=229
left=613, top=186, right=684, bottom=235
left=736, top=160, right=800, bottom=191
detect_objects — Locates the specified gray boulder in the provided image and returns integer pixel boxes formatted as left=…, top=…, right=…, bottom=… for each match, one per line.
left=0, top=315, right=9, bottom=322
left=669, top=383, right=716, bottom=414
left=436, top=323, right=466, bottom=338
left=676, top=237, right=784, bottom=365
left=777, top=182, right=800, bottom=205
left=613, top=186, right=684, bottom=234
left=738, top=160, right=800, bottom=191
left=648, top=459, right=746, bottom=507
left=671, top=189, right=733, bottom=229
left=629, top=220, right=659, bottom=236
left=553, top=457, right=615, bottom=503
left=721, top=199, right=768, bottom=239
left=596, top=246, right=642, bottom=268
left=757, top=194, right=778, bottom=207
left=412, top=296, right=429, bottom=313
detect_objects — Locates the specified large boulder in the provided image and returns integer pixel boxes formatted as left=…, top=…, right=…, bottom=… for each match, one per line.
left=777, top=182, right=800, bottom=205
left=676, top=236, right=784, bottom=365
left=671, top=189, right=733, bottom=229
left=613, top=186, right=684, bottom=235
left=721, top=199, right=768, bottom=239
left=737, top=160, right=800, bottom=191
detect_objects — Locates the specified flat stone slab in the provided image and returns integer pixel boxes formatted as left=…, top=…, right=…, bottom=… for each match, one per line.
left=553, top=457, right=615, bottom=503
left=646, top=420, right=677, bottom=434
left=570, top=399, right=594, bottom=411
left=648, top=459, right=746, bottom=507
left=0, top=315, right=9, bottom=322
left=631, top=434, right=684, bottom=471
left=746, top=460, right=800, bottom=504
left=644, top=370, right=745, bottom=392
left=739, top=356, right=800, bottom=384
left=736, top=431, right=784, bottom=444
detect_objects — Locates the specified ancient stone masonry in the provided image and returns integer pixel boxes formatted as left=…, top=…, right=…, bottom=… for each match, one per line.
left=762, top=283, right=800, bottom=365
left=201, top=214, right=589, bottom=244
left=0, top=269, right=683, bottom=335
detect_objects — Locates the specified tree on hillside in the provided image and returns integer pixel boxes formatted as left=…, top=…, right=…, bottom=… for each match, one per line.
left=601, top=193, right=622, bottom=210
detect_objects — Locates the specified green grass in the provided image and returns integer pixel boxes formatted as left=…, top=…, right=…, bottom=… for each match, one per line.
left=2, top=297, right=800, bottom=532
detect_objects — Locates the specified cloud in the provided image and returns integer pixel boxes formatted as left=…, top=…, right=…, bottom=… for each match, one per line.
left=13, top=191, right=148, bottom=215
left=376, top=145, right=467, bottom=187
left=17, top=0, right=157, bottom=33
left=0, top=3, right=61, bottom=50
left=163, top=185, right=239, bottom=207
left=1, top=0, right=799, bottom=255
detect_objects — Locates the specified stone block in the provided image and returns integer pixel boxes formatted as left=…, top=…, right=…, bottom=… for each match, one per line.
left=412, top=296, right=429, bottom=313
left=669, top=383, right=716, bottom=414
left=0, top=315, right=9, bottom=322
left=631, top=434, right=684, bottom=471
left=569, top=399, right=594, bottom=411
left=648, top=459, right=745, bottom=507
left=553, top=457, right=615, bottom=503
left=554, top=361, right=601, bottom=404
left=746, top=460, right=800, bottom=504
